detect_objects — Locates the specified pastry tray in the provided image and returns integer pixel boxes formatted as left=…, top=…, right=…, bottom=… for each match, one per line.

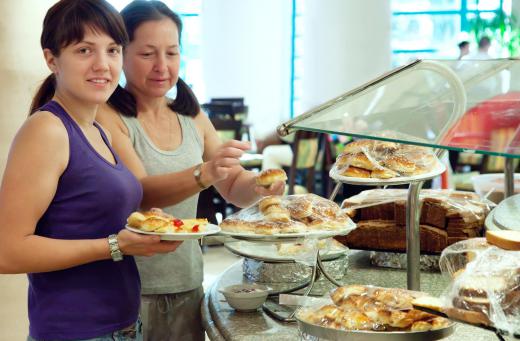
left=329, top=161, right=446, bottom=186
left=296, top=316, right=455, bottom=341
left=485, top=196, right=520, bottom=232
left=224, top=240, right=348, bottom=263
left=218, top=228, right=354, bottom=243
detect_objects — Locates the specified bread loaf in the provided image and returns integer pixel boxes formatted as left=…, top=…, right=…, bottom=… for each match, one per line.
left=339, top=189, right=490, bottom=253
left=486, top=230, right=520, bottom=251
left=336, top=220, right=447, bottom=253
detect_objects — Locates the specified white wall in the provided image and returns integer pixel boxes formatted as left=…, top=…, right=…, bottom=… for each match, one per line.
left=301, top=0, right=392, bottom=112
left=201, top=0, right=391, bottom=137
left=201, top=0, right=293, bottom=137
left=0, top=1, right=55, bottom=178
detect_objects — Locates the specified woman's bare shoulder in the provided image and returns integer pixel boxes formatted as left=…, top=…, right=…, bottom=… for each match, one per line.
left=96, top=103, right=129, bottom=136
left=23, top=111, right=68, bottom=142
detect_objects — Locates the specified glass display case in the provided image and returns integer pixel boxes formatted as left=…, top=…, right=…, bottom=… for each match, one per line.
left=278, top=58, right=520, bottom=290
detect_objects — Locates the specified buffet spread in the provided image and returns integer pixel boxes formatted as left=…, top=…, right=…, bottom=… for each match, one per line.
left=209, top=138, right=520, bottom=340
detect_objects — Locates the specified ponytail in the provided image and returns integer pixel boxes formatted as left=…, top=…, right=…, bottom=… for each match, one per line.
left=107, top=85, right=138, bottom=117
left=107, top=78, right=200, bottom=118
left=29, top=74, right=56, bottom=115
left=168, top=78, right=200, bottom=117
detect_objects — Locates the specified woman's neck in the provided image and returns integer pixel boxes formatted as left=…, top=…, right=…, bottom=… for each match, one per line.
left=52, top=91, right=98, bottom=129
left=128, top=88, right=169, bottom=119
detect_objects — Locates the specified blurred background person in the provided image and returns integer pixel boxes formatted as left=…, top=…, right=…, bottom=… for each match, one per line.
left=457, top=40, right=470, bottom=59
left=465, top=36, right=492, bottom=60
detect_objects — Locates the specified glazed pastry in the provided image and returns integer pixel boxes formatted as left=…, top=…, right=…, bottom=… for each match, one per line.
left=255, top=168, right=287, bottom=188
left=340, top=166, right=371, bottom=178
left=258, top=195, right=283, bottom=213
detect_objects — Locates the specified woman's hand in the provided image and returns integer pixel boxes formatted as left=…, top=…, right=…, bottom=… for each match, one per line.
left=116, top=229, right=182, bottom=257
left=254, top=181, right=286, bottom=196
left=202, top=140, right=251, bottom=184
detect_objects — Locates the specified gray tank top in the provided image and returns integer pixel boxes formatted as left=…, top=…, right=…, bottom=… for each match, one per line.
left=121, top=113, right=204, bottom=294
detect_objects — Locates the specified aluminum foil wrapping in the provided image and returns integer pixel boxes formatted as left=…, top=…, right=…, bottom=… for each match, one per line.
left=243, top=255, right=348, bottom=283
left=369, top=251, right=440, bottom=272
left=299, top=332, right=323, bottom=341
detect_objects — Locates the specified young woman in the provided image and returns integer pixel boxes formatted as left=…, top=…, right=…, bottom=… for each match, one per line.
left=97, top=1, right=285, bottom=339
left=0, top=1, right=180, bottom=340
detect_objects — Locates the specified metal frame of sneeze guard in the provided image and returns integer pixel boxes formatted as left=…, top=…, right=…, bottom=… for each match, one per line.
left=278, top=59, right=467, bottom=291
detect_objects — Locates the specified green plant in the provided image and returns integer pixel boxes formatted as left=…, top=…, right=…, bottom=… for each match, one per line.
left=469, top=8, right=520, bottom=57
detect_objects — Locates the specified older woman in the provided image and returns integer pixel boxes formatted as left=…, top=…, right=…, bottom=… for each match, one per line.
left=97, top=1, right=284, bottom=339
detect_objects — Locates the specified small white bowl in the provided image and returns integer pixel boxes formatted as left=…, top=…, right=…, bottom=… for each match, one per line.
left=219, top=284, right=269, bottom=312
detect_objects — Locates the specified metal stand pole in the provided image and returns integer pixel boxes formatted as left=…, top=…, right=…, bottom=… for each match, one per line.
left=262, top=249, right=344, bottom=323
left=329, top=182, right=342, bottom=201
left=316, top=252, right=343, bottom=287
left=406, top=181, right=424, bottom=291
left=505, top=158, right=515, bottom=198
left=263, top=254, right=321, bottom=323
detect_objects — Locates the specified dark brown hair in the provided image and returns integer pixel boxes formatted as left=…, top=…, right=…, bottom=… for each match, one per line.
left=30, top=0, right=128, bottom=114
left=107, top=0, right=200, bottom=117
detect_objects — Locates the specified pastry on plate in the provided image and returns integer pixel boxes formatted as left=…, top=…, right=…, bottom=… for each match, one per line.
left=127, top=208, right=207, bottom=233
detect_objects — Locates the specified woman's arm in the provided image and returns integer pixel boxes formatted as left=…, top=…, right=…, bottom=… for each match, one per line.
left=0, top=113, right=178, bottom=274
left=97, top=105, right=219, bottom=209
left=196, top=113, right=285, bottom=207
left=97, top=105, right=283, bottom=210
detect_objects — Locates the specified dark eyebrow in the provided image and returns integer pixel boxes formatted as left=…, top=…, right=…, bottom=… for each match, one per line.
left=144, top=44, right=179, bottom=49
left=78, top=40, right=120, bottom=46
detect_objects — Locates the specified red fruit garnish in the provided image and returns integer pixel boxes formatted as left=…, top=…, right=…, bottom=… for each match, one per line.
left=192, top=225, right=199, bottom=232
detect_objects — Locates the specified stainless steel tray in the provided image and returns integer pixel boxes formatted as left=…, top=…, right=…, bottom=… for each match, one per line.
left=297, top=317, right=455, bottom=341
left=329, top=162, right=446, bottom=186
left=485, top=195, right=520, bottom=232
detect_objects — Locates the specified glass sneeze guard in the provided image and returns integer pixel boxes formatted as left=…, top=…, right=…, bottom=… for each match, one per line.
left=278, top=58, right=520, bottom=293
left=280, top=58, right=520, bottom=159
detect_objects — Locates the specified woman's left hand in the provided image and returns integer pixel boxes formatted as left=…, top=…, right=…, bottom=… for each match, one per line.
left=254, top=181, right=286, bottom=196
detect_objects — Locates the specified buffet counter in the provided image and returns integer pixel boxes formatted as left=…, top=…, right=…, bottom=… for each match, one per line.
left=202, top=250, right=502, bottom=341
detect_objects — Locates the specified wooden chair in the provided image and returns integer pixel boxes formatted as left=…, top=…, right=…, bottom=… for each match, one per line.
left=197, top=118, right=244, bottom=224
left=211, top=118, right=243, bottom=142
left=287, top=131, right=333, bottom=196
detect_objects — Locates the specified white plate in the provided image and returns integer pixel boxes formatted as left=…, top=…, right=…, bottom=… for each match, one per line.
left=125, top=224, right=221, bottom=241
left=218, top=226, right=355, bottom=243
left=329, top=161, right=446, bottom=186
left=224, top=239, right=348, bottom=262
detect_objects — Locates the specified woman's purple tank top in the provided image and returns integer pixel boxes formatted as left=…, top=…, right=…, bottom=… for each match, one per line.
left=28, top=101, right=143, bottom=340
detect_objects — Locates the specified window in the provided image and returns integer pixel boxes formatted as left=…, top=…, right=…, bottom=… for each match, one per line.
left=290, top=0, right=304, bottom=118
left=107, top=0, right=203, bottom=98
left=391, top=0, right=511, bottom=66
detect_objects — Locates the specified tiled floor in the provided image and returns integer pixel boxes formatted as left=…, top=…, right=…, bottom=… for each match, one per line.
left=0, top=245, right=240, bottom=341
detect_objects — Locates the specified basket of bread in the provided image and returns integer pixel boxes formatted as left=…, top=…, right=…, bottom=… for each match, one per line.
left=296, top=284, right=453, bottom=340
left=330, top=139, right=443, bottom=183
left=219, top=194, right=356, bottom=241
left=125, top=208, right=220, bottom=240
left=412, top=233, right=520, bottom=338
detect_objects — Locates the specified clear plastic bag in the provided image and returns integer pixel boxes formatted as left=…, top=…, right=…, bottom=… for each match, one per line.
left=220, top=193, right=356, bottom=235
left=342, top=189, right=493, bottom=225
left=439, top=239, right=520, bottom=335
left=332, top=139, right=439, bottom=179
left=297, top=284, right=451, bottom=332
left=340, top=189, right=493, bottom=253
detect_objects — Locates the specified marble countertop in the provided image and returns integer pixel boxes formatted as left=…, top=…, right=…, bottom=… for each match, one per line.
left=202, top=250, right=505, bottom=341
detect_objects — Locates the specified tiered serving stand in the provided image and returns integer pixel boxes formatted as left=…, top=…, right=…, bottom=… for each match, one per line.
left=276, top=58, right=520, bottom=340
left=220, top=229, right=354, bottom=322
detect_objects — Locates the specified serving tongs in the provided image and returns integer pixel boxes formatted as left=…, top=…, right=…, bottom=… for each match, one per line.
left=412, top=296, right=520, bottom=341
